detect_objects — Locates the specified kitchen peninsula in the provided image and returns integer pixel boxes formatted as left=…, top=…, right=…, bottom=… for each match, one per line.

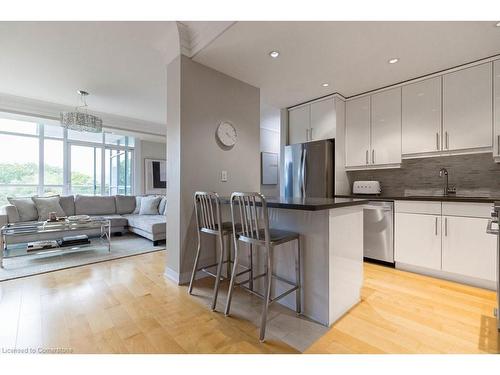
left=225, top=197, right=368, bottom=326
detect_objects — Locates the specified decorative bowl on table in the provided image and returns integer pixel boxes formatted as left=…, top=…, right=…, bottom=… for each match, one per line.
left=67, top=215, right=91, bottom=223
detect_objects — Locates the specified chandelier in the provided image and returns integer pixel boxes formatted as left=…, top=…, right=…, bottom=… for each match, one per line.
left=60, top=90, right=103, bottom=133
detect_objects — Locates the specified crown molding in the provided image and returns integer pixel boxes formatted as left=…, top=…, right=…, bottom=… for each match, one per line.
left=177, top=21, right=235, bottom=58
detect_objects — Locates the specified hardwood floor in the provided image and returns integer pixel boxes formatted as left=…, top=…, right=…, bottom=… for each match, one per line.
left=0, top=250, right=297, bottom=354
left=306, top=262, right=499, bottom=354
left=0, top=251, right=498, bottom=354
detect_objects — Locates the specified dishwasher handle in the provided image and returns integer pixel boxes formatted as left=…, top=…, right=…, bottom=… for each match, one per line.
left=486, top=219, right=499, bottom=235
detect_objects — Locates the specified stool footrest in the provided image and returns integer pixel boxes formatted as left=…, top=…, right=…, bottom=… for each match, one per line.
left=201, top=269, right=226, bottom=280
left=239, top=284, right=299, bottom=305
left=197, top=259, right=233, bottom=273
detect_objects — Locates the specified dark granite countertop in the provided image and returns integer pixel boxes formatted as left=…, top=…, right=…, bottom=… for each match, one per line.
left=335, top=194, right=499, bottom=204
left=220, top=196, right=369, bottom=211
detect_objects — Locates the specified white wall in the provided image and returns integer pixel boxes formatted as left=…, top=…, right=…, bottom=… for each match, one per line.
left=166, top=55, right=260, bottom=283
left=134, top=139, right=167, bottom=195
left=260, top=101, right=281, bottom=197
left=334, top=98, right=349, bottom=195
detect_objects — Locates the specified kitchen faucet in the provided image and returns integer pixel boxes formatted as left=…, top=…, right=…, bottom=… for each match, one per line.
left=439, top=168, right=456, bottom=196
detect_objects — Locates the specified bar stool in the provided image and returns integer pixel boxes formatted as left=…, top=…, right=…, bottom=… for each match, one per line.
left=188, top=191, right=236, bottom=311
left=224, top=192, right=301, bottom=342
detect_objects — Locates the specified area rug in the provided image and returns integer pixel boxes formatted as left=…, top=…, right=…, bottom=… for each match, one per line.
left=0, top=234, right=165, bottom=281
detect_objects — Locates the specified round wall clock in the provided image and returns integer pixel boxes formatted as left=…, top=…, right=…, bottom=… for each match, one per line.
left=216, top=121, right=237, bottom=148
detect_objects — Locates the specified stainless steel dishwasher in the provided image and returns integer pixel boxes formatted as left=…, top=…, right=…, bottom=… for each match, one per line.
left=363, top=201, right=394, bottom=264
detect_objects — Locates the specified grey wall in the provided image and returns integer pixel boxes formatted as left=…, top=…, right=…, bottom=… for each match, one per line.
left=134, top=139, right=166, bottom=195
left=166, top=55, right=261, bottom=283
left=260, top=101, right=280, bottom=197
left=347, top=153, right=500, bottom=196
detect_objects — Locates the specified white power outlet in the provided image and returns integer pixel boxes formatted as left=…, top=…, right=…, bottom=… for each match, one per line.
left=221, top=170, right=228, bottom=182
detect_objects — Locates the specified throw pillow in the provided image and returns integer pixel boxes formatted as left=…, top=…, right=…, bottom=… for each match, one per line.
left=159, top=196, right=167, bottom=216
left=139, top=196, right=162, bottom=215
left=7, top=197, right=38, bottom=222
left=133, top=196, right=142, bottom=214
left=31, top=196, right=66, bottom=221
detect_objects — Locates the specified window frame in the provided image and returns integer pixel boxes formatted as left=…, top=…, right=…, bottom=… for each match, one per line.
left=0, top=118, right=135, bottom=204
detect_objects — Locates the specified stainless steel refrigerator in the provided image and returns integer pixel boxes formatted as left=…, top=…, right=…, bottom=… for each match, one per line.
left=284, top=139, right=335, bottom=199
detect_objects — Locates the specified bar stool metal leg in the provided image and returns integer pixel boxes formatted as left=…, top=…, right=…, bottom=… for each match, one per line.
left=295, top=237, right=301, bottom=315
left=249, top=244, right=254, bottom=291
left=211, top=234, right=225, bottom=311
left=224, top=237, right=239, bottom=316
left=259, top=244, right=273, bottom=342
left=188, top=235, right=202, bottom=295
left=226, top=233, right=232, bottom=280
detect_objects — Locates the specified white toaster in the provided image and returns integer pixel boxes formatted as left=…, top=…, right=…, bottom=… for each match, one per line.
left=353, top=181, right=382, bottom=195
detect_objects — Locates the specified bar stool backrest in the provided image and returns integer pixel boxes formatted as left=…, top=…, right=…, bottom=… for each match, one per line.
left=194, top=191, right=223, bottom=235
left=230, top=192, right=270, bottom=245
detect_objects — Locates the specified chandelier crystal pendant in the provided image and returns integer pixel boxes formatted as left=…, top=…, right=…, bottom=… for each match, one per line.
left=60, top=90, right=103, bottom=133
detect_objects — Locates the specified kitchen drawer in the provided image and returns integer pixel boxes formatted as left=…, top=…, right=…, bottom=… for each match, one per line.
left=442, top=202, right=493, bottom=218
left=395, top=200, right=441, bottom=215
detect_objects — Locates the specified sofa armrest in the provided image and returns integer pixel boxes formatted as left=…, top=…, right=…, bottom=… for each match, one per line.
left=0, top=204, right=19, bottom=223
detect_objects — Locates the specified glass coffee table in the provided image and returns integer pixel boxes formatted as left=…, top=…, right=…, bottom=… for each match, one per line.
left=0, top=219, right=111, bottom=268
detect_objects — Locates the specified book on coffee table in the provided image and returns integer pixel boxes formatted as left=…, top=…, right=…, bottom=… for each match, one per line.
left=58, top=234, right=90, bottom=247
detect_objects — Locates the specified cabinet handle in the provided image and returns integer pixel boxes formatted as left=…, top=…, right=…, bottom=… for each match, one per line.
left=435, top=217, right=438, bottom=235
left=445, top=131, right=449, bottom=149
left=366, top=150, right=368, bottom=164
left=310, top=128, right=313, bottom=140
left=497, top=135, right=499, bottom=156
left=372, top=149, right=375, bottom=164
left=436, top=133, right=439, bottom=150
left=445, top=217, right=448, bottom=236
left=306, top=129, right=309, bottom=141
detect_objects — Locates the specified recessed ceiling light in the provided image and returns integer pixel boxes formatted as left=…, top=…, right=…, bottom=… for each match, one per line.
left=269, top=51, right=280, bottom=58
left=322, top=83, right=329, bottom=87
left=496, top=22, right=500, bottom=27
left=388, top=58, right=399, bottom=64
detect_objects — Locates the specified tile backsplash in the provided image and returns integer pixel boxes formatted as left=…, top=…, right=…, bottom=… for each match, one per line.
left=346, top=153, right=500, bottom=196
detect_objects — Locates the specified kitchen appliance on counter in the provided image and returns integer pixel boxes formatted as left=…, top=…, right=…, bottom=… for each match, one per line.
left=284, top=139, right=334, bottom=199
left=353, top=180, right=394, bottom=265
left=486, top=203, right=500, bottom=331
left=353, top=181, right=382, bottom=195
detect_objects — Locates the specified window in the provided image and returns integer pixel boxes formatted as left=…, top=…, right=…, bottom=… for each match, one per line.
left=70, top=145, right=102, bottom=195
left=0, top=116, right=135, bottom=205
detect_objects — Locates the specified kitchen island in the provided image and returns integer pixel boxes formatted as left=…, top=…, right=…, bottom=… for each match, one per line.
left=223, top=197, right=368, bottom=326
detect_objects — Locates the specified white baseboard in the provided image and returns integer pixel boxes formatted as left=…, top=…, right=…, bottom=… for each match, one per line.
left=396, top=262, right=496, bottom=290
left=164, top=267, right=180, bottom=284
left=164, top=256, right=215, bottom=285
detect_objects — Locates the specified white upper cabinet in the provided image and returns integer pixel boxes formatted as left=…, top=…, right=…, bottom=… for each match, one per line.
left=345, top=96, right=371, bottom=167
left=310, top=98, right=336, bottom=141
left=371, top=87, right=402, bottom=165
left=443, top=63, right=493, bottom=151
left=288, top=105, right=310, bottom=145
left=402, top=77, right=442, bottom=154
left=494, top=60, right=500, bottom=159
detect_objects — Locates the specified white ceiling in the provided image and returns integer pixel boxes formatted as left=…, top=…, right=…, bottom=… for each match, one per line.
left=193, top=21, right=500, bottom=108
left=2, top=21, right=499, bottom=129
left=0, top=21, right=177, bottom=126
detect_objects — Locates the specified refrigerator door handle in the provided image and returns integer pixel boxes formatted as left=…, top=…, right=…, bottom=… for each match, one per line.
left=301, top=148, right=307, bottom=197
left=299, top=147, right=305, bottom=197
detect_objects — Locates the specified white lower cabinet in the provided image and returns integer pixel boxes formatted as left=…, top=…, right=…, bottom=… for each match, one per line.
left=395, top=201, right=497, bottom=286
left=395, top=213, right=442, bottom=270
left=441, top=216, right=497, bottom=282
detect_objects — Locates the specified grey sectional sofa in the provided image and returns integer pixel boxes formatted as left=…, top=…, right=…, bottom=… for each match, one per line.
left=0, top=194, right=166, bottom=246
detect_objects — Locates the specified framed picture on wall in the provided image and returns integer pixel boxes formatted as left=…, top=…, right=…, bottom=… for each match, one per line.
left=261, top=152, right=278, bottom=185
left=145, top=158, right=167, bottom=194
